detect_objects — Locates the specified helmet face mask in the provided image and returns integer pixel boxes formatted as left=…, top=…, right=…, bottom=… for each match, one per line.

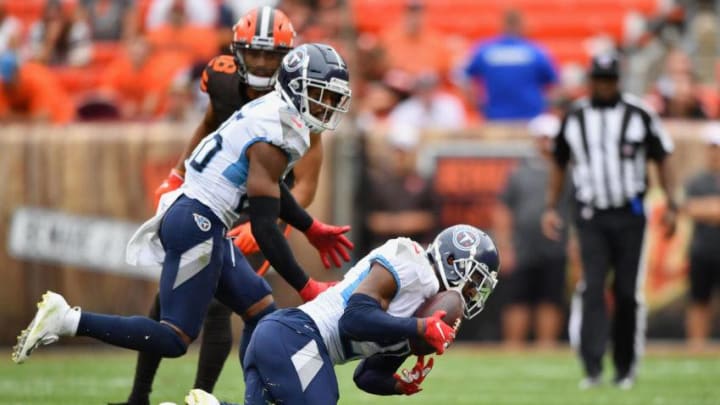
left=276, top=44, right=352, bottom=132
left=231, top=6, right=295, bottom=90
left=292, top=77, right=351, bottom=131
left=428, top=225, right=500, bottom=319
left=231, top=46, right=290, bottom=90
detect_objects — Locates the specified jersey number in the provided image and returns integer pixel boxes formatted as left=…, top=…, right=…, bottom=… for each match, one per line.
left=189, top=134, right=223, bottom=172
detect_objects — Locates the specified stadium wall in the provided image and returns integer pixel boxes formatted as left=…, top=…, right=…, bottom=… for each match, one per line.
left=0, top=121, right=712, bottom=344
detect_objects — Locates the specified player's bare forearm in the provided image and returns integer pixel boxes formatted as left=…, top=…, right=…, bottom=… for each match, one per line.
left=174, top=105, right=217, bottom=174
left=290, top=178, right=317, bottom=208
left=290, top=133, right=323, bottom=207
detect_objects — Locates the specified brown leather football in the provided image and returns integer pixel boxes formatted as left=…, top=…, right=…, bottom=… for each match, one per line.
left=409, top=290, right=464, bottom=355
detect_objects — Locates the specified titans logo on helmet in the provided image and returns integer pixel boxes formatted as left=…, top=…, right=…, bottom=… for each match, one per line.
left=283, top=48, right=307, bottom=73
left=451, top=225, right=480, bottom=252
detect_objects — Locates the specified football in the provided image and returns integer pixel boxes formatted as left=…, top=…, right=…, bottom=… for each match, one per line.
left=409, top=290, right=464, bottom=355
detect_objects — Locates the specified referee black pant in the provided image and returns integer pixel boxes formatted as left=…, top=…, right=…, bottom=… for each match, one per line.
left=570, top=206, right=647, bottom=380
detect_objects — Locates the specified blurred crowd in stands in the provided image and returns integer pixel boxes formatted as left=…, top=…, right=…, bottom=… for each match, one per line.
left=1, top=0, right=719, bottom=347
left=0, top=0, right=718, bottom=125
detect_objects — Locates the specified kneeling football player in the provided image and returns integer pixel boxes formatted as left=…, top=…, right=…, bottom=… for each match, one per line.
left=186, top=224, right=499, bottom=405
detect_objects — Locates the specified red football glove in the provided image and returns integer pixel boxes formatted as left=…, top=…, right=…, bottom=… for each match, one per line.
left=227, top=222, right=260, bottom=255
left=393, top=356, right=434, bottom=395
left=154, top=169, right=184, bottom=208
left=298, top=278, right=338, bottom=302
left=303, top=219, right=354, bottom=269
left=421, top=311, right=456, bottom=355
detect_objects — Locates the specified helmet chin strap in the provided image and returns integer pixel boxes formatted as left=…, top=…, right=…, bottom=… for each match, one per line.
left=247, top=72, right=275, bottom=90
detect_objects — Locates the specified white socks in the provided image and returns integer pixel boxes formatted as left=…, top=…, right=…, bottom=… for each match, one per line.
left=61, top=306, right=81, bottom=337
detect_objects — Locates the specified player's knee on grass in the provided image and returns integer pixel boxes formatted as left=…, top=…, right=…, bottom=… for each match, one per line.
left=244, top=366, right=275, bottom=405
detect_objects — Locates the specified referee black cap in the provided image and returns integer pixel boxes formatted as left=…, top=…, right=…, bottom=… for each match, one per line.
left=590, top=53, right=620, bottom=79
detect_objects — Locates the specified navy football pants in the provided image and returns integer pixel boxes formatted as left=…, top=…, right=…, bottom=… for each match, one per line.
left=159, top=195, right=272, bottom=340
left=244, top=309, right=338, bottom=405
left=77, top=195, right=272, bottom=357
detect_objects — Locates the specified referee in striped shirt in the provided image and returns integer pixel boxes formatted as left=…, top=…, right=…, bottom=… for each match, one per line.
left=541, top=53, right=678, bottom=390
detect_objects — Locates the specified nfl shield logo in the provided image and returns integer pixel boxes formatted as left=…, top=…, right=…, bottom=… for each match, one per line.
left=193, top=213, right=211, bottom=232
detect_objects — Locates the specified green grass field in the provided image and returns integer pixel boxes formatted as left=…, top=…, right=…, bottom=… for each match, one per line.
left=2, top=345, right=719, bottom=405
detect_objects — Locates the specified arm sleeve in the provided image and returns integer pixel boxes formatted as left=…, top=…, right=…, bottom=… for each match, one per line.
left=339, top=293, right=418, bottom=344
left=643, top=108, right=674, bottom=161
left=279, top=181, right=313, bottom=231
left=248, top=195, right=309, bottom=291
left=553, top=114, right=571, bottom=168
left=353, top=354, right=408, bottom=396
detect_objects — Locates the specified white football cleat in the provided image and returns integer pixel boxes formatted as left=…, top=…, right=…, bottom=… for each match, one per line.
left=615, top=376, right=635, bottom=390
left=578, top=375, right=602, bottom=390
left=12, top=291, right=79, bottom=364
left=185, top=389, right=221, bottom=405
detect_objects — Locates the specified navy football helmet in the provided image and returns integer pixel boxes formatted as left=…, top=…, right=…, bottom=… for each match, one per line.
left=276, top=43, right=351, bottom=132
left=427, top=224, right=500, bottom=319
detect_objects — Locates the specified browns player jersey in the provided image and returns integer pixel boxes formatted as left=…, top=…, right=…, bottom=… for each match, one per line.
left=200, top=55, right=254, bottom=129
left=197, top=53, right=296, bottom=225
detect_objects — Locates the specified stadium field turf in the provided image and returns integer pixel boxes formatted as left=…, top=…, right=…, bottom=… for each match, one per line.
left=3, top=344, right=719, bottom=404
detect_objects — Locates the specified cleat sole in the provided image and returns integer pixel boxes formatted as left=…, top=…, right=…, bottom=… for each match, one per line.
left=11, top=291, right=62, bottom=364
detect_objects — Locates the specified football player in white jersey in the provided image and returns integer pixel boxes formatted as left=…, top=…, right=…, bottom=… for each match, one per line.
left=12, top=44, right=354, bottom=375
left=185, top=224, right=500, bottom=405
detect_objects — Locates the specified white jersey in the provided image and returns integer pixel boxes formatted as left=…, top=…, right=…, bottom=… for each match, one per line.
left=182, top=91, right=311, bottom=228
left=300, top=238, right=440, bottom=364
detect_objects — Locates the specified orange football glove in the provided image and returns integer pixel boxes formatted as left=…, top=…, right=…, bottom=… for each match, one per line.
left=154, top=169, right=184, bottom=208
left=227, top=222, right=260, bottom=255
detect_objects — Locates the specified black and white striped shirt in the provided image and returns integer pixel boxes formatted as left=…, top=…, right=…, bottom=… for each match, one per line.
left=553, top=94, right=674, bottom=210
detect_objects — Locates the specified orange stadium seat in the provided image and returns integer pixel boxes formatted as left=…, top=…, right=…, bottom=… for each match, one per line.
left=350, top=0, right=405, bottom=34
left=426, top=14, right=501, bottom=39
left=540, top=39, right=592, bottom=66
left=91, top=42, right=124, bottom=66
left=525, top=12, right=626, bottom=41
left=53, top=66, right=105, bottom=95
left=4, top=0, right=45, bottom=30
left=350, top=0, right=623, bottom=80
